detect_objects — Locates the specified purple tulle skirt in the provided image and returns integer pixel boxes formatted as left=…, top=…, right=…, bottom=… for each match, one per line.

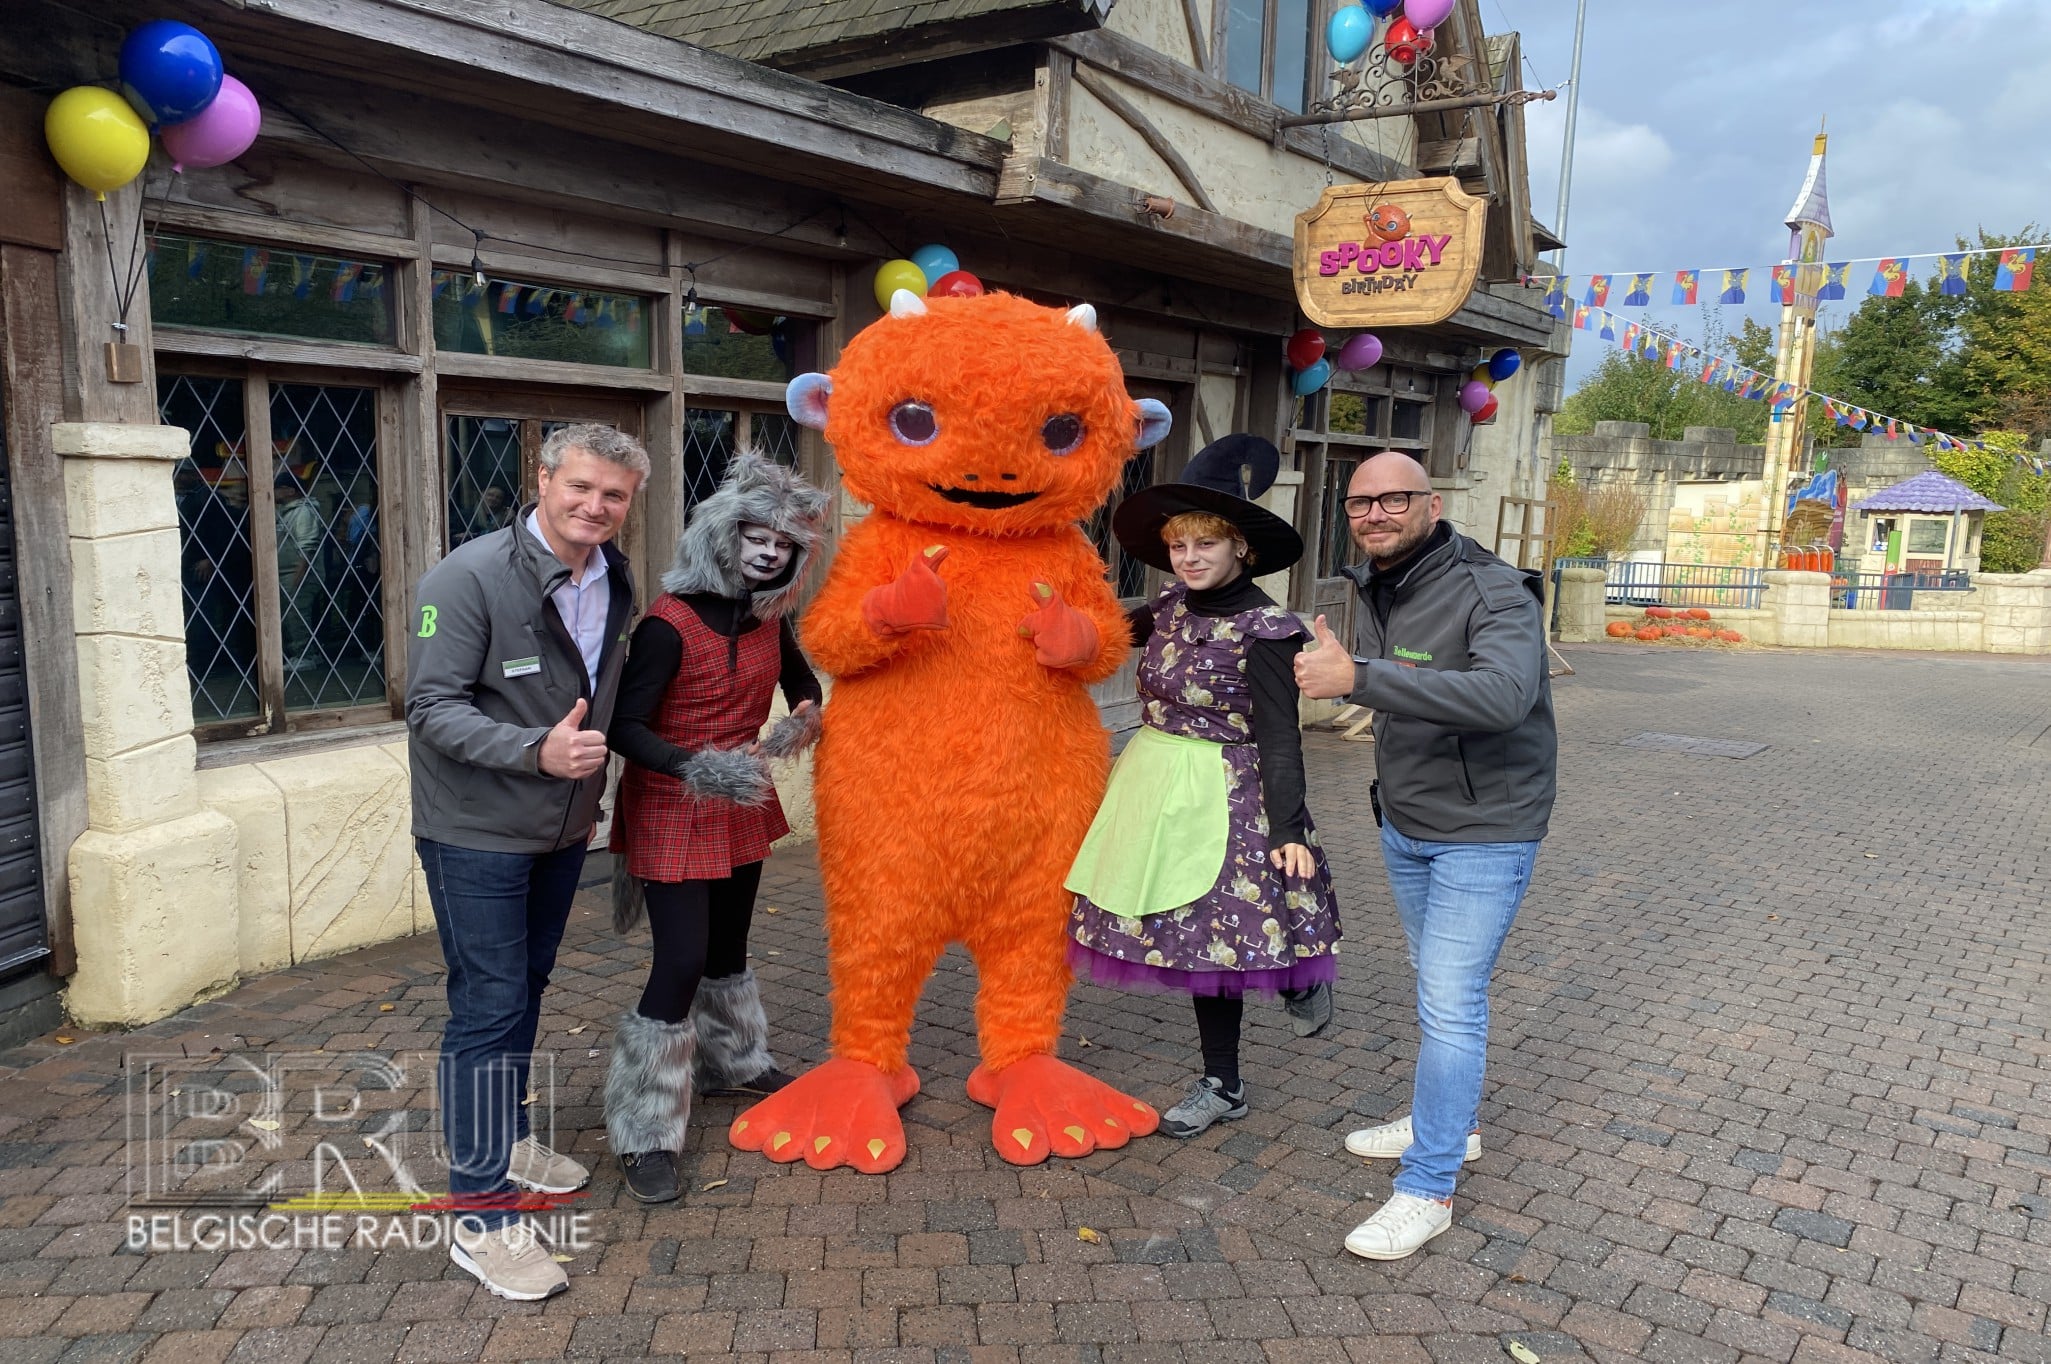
left=1067, top=939, right=1338, bottom=999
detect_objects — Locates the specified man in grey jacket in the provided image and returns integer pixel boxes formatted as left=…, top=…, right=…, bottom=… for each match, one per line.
left=1296, top=450, right=1556, bottom=1262
left=407, top=424, right=646, bottom=1300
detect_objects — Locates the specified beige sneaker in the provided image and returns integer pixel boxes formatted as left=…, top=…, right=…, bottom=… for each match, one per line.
left=507, top=1135, right=589, bottom=1194
left=1344, top=1192, right=1453, bottom=1260
left=1343, top=1114, right=1481, bottom=1163
left=450, top=1219, right=568, bottom=1300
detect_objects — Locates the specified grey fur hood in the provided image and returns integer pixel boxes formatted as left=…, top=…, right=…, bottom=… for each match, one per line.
left=660, top=450, right=830, bottom=619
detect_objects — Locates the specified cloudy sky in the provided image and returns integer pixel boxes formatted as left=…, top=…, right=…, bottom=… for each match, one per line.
left=1488, top=0, right=2051, bottom=384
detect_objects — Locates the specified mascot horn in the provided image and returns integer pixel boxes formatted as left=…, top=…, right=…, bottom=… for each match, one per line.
left=729, top=289, right=1172, bottom=1171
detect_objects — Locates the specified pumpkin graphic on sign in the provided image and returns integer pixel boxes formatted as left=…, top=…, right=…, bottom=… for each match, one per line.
left=1366, top=204, right=1411, bottom=242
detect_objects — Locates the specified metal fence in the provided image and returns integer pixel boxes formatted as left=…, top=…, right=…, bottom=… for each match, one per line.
left=1831, top=570, right=1972, bottom=611
left=1556, top=557, right=1766, bottom=610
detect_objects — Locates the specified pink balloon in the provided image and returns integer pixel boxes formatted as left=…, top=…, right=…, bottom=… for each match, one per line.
left=1458, top=379, right=1492, bottom=414
left=160, top=74, right=259, bottom=172
left=1404, top=0, right=1455, bottom=29
left=1335, top=333, right=1383, bottom=371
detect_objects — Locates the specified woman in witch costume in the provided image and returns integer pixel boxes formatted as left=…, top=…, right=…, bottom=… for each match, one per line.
left=1065, top=434, right=1342, bottom=1138
left=603, top=451, right=830, bottom=1203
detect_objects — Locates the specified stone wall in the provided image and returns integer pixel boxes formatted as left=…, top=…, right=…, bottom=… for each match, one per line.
left=1553, top=421, right=1764, bottom=557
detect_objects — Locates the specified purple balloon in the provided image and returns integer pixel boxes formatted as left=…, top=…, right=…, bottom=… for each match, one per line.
left=1335, top=332, right=1383, bottom=371
left=160, top=74, right=260, bottom=173
left=1458, top=379, right=1493, bottom=414
left=1404, top=0, right=1456, bottom=29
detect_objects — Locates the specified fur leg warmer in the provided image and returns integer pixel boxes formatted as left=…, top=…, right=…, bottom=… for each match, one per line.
left=691, top=968, right=776, bottom=1092
left=604, top=1012, right=696, bottom=1155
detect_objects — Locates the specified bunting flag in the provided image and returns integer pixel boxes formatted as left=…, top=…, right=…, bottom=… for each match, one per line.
left=1622, top=273, right=1654, bottom=307
left=1996, top=248, right=2036, bottom=292
left=331, top=261, right=364, bottom=303
left=1598, top=314, right=1616, bottom=340
left=290, top=255, right=315, bottom=300
left=1771, top=263, right=1796, bottom=305
left=497, top=283, right=521, bottom=314
left=1935, top=254, right=1970, bottom=297
left=524, top=287, right=549, bottom=318
left=1573, top=304, right=1590, bottom=329
left=1817, top=262, right=1851, bottom=300
left=431, top=274, right=451, bottom=300
left=240, top=248, right=269, bottom=296
left=186, top=240, right=208, bottom=279
left=1672, top=270, right=1699, bottom=305
left=1718, top=269, right=1749, bottom=305
left=1544, top=276, right=1569, bottom=317
left=362, top=267, right=384, bottom=301
left=1584, top=275, right=1612, bottom=307
left=1620, top=322, right=1641, bottom=352
left=1701, top=357, right=1720, bottom=384
left=1869, top=259, right=1908, bottom=297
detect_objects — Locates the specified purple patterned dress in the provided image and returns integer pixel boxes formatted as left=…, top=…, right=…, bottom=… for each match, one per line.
left=1068, top=584, right=1341, bottom=996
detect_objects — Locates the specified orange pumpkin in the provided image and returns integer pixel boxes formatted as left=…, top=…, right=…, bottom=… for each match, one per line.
left=1714, top=629, right=1743, bottom=643
left=1684, top=608, right=1712, bottom=621
left=1633, top=627, right=1661, bottom=642
left=1646, top=606, right=1674, bottom=619
left=1685, top=627, right=1712, bottom=639
left=1605, top=621, right=1633, bottom=638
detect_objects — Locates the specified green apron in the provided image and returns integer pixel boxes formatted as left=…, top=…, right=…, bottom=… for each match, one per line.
left=1064, top=726, right=1229, bottom=920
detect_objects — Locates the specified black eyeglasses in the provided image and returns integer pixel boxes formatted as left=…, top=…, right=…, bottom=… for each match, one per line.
left=1342, top=490, right=1429, bottom=518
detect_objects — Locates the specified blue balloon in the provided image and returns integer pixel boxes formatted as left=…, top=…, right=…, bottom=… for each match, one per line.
left=1487, top=348, right=1522, bottom=382
left=119, top=20, right=224, bottom=128
left=1326, top=5, right=1372, bottom=63
left=1291, top=359, right=1333, bottom=396
left=1365, top=0, right=1404, bottom=16
left=909, top=244, right=960, bottom=290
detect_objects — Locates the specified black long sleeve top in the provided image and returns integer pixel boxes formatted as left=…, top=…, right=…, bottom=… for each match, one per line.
left=608, top=593, right=822, bottom=777
left=1128, top=576, right=1309, bottom=846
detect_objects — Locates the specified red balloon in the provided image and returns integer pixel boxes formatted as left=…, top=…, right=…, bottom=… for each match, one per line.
left=1472, top=393, right=1499, bottom=423
left=1386, top=17, right=1432, bottom=64
left=1286, top=327, right=1326, bottom=370
left=928, top=269, right=983, bottom=298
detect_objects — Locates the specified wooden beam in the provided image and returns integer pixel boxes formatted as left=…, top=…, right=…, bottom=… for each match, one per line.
left=1179, top=0, right=1212, bottom=73
left=0, top=90, right=63, bottom=251
left=1416, top=136, right=1482, bottom=175
left=0, top=243, right=86, bottom=978
left=1070, top=65, right=1217, bottom=213
left=56, top=179, right=157, bottom=424
left=431, top=352, right=676, bottom=392
left=997, top=156, right=1291, bottom=281
left=152, top=331, right=424, bottom=373
left=1041, top=52, right=1073, bottom=163
left=1046, top=29, right=1416, bottom=184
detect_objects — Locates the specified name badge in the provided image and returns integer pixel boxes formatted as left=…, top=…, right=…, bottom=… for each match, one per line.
left=502, top=656, right=542, bottom=678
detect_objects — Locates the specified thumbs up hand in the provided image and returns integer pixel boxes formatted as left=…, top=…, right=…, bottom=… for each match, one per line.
left=1293, top=614, right=1360, bottom=699
left=1017, top=582, right=1099, bottom=670
left=539, top=697, right=609, bottom=778
left=862, top=545, right=951, bottom=635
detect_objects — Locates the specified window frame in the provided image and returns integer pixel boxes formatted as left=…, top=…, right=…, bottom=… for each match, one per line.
left=160, top=359, right=403, bottom=743
left=1217, top=0, right=1318, bottom=113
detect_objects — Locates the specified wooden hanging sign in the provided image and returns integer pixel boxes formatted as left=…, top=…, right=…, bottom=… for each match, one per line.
left=1293, top=178, right=1486, bottom=328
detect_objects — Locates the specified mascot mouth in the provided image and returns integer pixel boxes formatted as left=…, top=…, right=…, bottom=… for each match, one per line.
left=930, top=485, right=1042, bottom=509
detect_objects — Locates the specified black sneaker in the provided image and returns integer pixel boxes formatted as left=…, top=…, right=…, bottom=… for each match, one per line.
left=704, top=1066, right=796, bottom=1099
left=618, top=1150, right=679, bottom=1204
left=1158, top=1076, right=1248, bottom=1138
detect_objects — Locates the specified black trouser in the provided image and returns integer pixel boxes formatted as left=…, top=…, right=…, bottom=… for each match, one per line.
left=1192, top=993, right=1244, bottom=1090
left=636, top=862, right=763, bottom=1023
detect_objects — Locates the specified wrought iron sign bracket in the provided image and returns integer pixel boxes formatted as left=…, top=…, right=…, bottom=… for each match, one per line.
left=1273, top=42, right=1557, bottom=138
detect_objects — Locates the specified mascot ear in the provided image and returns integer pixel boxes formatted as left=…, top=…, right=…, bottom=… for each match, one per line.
left=787, top=372, right=833, bottom=430
left=1065, top=303, right=1098, bottom=332
left=1134, top=398, right=1173, bottom=450
left=889, top=289, right=929, bottom=319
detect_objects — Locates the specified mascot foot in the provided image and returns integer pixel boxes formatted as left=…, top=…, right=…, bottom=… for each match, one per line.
left=966, top=1054, right=1162, bottom=1166
left=729, top=1057, right=921, bottom=1173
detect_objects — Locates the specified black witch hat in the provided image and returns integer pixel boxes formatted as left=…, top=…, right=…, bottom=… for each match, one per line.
left=1112, top=434, right=1303, bottom=575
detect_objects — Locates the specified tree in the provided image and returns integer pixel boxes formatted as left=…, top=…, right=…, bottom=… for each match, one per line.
left=1556, top=310, right=1770, bottom=443
left=1933, top=430, right=2051, bottom=573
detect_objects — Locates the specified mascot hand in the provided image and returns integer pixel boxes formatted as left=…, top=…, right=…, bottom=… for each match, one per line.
left=1017, top=582, right=1100, bottom=670
left=861, top=545, right=950, bottom=635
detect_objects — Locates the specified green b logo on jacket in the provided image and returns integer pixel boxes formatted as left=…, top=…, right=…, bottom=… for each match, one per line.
left=418, top=605, right=438, bottom=638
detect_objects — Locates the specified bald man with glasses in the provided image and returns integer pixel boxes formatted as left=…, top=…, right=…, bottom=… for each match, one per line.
left=1296, top=451, right=1557, bottom=1262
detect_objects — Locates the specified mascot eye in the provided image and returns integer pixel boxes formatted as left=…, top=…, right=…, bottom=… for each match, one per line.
left=889, top=401, right=939, bottom=445
left=1041, top=413, right=1084, bottom=455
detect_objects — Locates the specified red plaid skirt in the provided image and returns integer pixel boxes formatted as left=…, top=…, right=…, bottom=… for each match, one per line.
left=612, top=595, right=789, bottom=882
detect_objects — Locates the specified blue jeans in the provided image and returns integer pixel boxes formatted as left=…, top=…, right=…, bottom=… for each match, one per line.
left=1379, top=823, right=1540, bottom=1201
left=418, top=837, right=587, bottom=1229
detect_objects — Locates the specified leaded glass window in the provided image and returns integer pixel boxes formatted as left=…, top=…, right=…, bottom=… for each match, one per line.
left=149, top=233, right=394, bottom=345
left=431, top=272, right=653, bottom=368
left=162, top=374, right=260, bottom=724
left=271, top=383, right=384, bottom=712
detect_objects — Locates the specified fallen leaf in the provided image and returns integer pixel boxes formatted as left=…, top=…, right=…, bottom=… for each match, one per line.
left=1863, top=853, right=1877, bottom=859
left=1508, top=1341, right=1541, bottom=1364
left=1507, top=1274, right=1526, bottom=1284
left=551, top=1253, right=573, bottom=1262
left=249, top=1118, right=280, bottom=1132
left=1077, top=1227, right=1102, bottom=1244
left=567, top=1025, right=587, bottom=1035
left=702, top=1179, right=728, bottom=1192
left=378, top=1003, right=395, bottom=1012
left=765, top=950, right=782, bottom=957
left=764, top=905, right=780, bottom=915
left=1078, top=1037, right=1093, bottom=1048
left=586, top=1049, right=601, bottom=1058
left=1766, top=914, right=1780, bottom=921
left=54, top=1036, right=74, bottom=1045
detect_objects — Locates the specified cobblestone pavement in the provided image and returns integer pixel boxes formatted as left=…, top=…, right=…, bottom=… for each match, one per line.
left=2, top=644, right=2048, bottom=1364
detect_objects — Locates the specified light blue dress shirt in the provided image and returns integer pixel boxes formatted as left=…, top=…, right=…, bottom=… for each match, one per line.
left=526, top=510, right=610, bottom=692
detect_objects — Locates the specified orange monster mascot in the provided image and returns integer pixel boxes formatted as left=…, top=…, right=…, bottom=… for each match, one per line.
left=728, top=289, right=1172, bottom=1172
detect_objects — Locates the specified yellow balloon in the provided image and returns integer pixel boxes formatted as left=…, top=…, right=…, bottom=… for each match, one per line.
left=1469, top=363, right=1496, bottom=388
left=45, top=86, right=150, bottom=199
left=873, top=258, right=929, bottom=310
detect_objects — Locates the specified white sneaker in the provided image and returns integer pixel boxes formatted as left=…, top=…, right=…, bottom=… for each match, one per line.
left=506, top=1135, right=590, bottom=1194
left=1343, top=1114, right=1481, bottom=1163
left=1344, top=1192, right=1453, bottom=1261
left=450, top=1219, right=568, bottom=1300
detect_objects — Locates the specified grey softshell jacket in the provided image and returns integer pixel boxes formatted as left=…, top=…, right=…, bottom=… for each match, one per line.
left=406, top=509, right=635, bottom=853
left=1342, top=528, right=1557, bottom=843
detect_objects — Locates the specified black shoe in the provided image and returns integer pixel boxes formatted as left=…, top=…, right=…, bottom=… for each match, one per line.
left=618, top=1150, right=679, bottom=1203
left=1282, top=982, right=1334, bottom=1038
left=704, top=1066, right=796, bottom=1099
